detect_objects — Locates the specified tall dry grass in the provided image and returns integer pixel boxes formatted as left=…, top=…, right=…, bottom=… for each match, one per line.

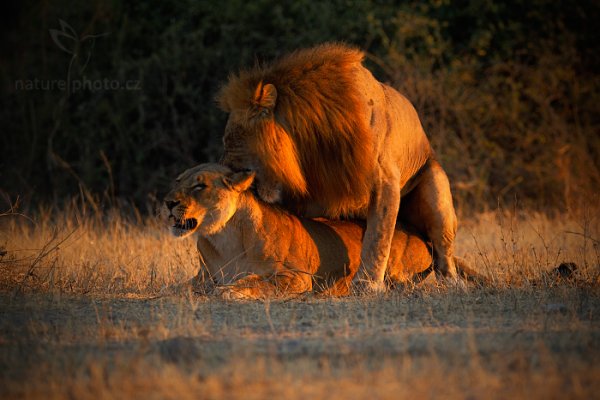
left=0, top=202, right=198, bottom=296
left=1, top=201, right=598, bottom=296
left=1, top=202, right=599, bottom=399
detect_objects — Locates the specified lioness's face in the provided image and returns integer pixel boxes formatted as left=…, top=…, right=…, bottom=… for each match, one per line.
left=162, top=164, right=254, bottom=238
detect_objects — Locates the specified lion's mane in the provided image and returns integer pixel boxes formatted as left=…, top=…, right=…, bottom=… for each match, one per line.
left=217, top=43, right=375, bottom=216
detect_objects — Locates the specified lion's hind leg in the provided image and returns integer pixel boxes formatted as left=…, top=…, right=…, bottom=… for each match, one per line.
left=400, top=159, right=458, bottom=279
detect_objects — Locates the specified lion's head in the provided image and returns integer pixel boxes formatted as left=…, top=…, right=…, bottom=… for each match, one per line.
left=217, top=43, right=375, bottom=217
left=162, top=164, right=254, bottom=238
left=219, top=83, right=305, bottom=204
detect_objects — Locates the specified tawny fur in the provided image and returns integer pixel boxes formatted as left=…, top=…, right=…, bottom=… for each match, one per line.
left=217, top=43, right=459, bottom=289
left=218, top=44, right=374, bottom=216
left=162, top=164, right=435, bottom=299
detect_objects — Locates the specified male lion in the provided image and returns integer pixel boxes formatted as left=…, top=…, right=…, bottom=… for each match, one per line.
left=162, top=163, right=439, bottom=299
left=217, top=43, right=458, bottom=291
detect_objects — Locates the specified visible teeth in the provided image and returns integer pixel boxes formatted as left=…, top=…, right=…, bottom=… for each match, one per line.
left=173, top=218, right=197, bottom=231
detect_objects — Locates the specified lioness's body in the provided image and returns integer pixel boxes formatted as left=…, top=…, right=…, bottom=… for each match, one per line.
left=163, top=164, right=433, bottom=299
left=218, top=43, right=458, bottom=291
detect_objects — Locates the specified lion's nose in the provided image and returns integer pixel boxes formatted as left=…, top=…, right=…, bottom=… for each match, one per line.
left=165, top=200, right=180, bottom=211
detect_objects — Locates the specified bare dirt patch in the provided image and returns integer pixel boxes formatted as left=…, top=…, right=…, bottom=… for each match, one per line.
left=1, top=208, right=599, bottom=399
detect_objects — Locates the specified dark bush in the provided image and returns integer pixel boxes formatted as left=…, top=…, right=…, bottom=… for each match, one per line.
left=1, top=0, right=598, bottom=213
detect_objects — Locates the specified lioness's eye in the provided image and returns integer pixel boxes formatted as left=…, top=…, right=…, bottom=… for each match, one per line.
left=192, top=183, right=207, bottom=191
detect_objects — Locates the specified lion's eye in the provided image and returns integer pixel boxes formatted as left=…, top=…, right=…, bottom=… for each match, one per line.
left=192, top=183, right=207, bottom=192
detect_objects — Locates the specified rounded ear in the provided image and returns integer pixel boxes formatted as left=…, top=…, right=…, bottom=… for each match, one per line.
left=223, top=171, right=256, bottom=192
left=254, top=83, right=277, bottom=111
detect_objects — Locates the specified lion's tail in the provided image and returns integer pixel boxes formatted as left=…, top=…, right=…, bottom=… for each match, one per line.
left=415, top=256, right=490, bottom=285
left=454, top=256, right=490, bottom=285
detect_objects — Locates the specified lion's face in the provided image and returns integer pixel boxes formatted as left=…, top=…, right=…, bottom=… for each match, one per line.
left=221, top=112, right=284, bottom=204
left=162, top=164, right=254, bottom=238
left=220, top=82, right=308, bottom=205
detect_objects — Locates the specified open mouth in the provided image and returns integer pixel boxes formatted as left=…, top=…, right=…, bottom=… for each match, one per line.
left=171, top=218, right=198, bottom=233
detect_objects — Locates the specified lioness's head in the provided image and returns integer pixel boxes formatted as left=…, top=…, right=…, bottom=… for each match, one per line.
left=162, top=164, right=254, bottom=238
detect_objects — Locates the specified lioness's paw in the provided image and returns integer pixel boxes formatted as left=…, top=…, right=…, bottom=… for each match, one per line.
left=215, top=285, right=253, bottom=301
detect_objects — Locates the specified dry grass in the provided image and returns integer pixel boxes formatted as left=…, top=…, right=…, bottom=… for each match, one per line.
left=1, top=204, right=599, bottom=399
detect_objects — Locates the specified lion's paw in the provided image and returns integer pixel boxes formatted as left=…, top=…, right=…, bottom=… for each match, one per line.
left=437, top=274, right=468, bottom=290
left=351, top=279, right=387, bottom=296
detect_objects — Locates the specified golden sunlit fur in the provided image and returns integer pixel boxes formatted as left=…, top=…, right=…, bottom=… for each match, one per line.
left=162, top=164, right=437, bottom=299
left=218, top=45, right=374, bottom=215
left=217, top=43, right=459, bottom=291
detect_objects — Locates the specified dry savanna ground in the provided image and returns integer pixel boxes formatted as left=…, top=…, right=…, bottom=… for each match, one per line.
left=0, top=203, right=599, bottom=399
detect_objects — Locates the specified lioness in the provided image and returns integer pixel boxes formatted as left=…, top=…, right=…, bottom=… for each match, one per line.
left=162, top=163, right=437, bottom=299
left=217, top=43, right=458, bottom=292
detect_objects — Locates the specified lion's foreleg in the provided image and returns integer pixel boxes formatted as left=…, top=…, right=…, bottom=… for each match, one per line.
left=352, top=179, right=401, bottom=292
